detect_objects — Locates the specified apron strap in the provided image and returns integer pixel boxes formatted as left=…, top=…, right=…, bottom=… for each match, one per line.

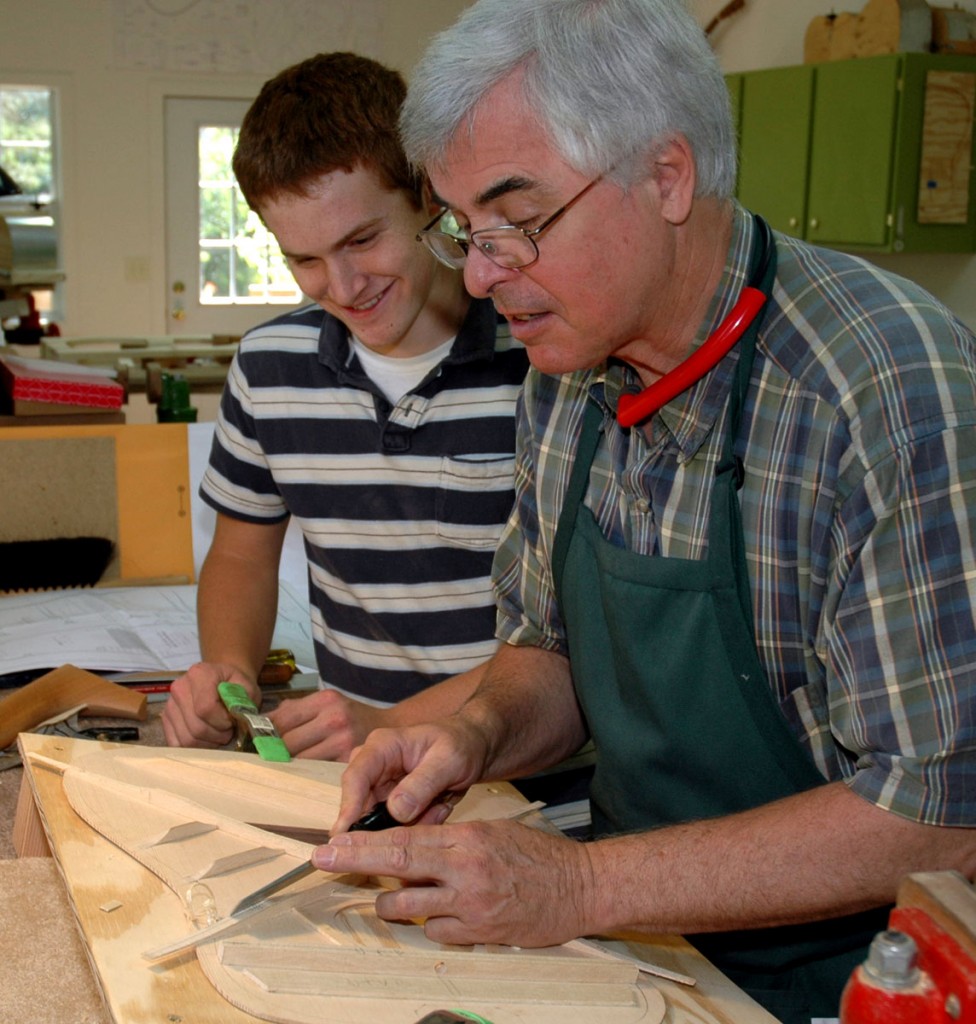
left=718, top=213, right=776, bottom=477
left=714, top=215, right=777, bottom=633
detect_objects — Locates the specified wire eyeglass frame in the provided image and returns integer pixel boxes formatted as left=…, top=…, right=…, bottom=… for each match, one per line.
left=416, top=171, right=608, bottom=270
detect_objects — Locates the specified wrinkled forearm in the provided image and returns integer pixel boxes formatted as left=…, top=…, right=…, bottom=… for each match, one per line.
left=582, top=780, right=976, bottom=938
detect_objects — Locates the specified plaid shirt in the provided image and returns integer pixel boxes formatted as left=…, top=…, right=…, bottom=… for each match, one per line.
left=493, top=203, right=976, bottom=828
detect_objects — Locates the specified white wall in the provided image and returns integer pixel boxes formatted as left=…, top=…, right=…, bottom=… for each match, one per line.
left=696, top=0, right=976, bottom=330
left=2, top=0, right=975, bottom=335
left=0, top=0, right=472, bottom=338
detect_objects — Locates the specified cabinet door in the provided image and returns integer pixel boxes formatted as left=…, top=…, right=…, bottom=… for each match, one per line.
left=805, top=56, right=901, bottom=248
left=736, top=65, right=814, bottom=238
left=895, top=53, right=976, bottom=253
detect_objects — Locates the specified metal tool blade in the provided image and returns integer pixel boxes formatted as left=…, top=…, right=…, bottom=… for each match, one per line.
left=247, top=822, right=332, bottom=845
left=230, top=802, right=397, bottom=916
left=229, top=860, right=318, bottom=916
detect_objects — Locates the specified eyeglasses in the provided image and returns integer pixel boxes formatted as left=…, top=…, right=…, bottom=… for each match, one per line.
left=417, top=172, right=607, bottom=271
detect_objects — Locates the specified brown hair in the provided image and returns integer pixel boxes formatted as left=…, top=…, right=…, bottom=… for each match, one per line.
left=232, top=52, right=423, bottom=211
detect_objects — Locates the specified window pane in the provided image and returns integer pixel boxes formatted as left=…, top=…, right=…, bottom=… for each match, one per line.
left=0, top=84, right=60, bottom=329
left=201, top=245, right=230, bottom=299
left=197, top=123, right=301, bottom=306
left=200, top=185, right=232, bottom=239
left=0, top=87, right=53, bottom=196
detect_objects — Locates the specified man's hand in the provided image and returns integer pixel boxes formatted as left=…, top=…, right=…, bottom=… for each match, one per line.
left=266, top=689, right=386, bottom=761
left=331, top=718, right=491, bottom=834
left=161, top=661, right=257, bottom=748
left=314, top=819, right=595, bottom=948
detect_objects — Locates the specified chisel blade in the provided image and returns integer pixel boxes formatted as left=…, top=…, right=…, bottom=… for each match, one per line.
left=229, top=860, right=318, bottom=916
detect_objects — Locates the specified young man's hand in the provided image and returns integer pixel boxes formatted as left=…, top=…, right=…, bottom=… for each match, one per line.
left=266, top=689, right=386, bottom=761
left=161, top=661, right=257, bottom=748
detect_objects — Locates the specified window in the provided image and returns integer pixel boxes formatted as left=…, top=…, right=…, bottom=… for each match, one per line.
left=0, top=85, right=54, bottom=199
left=0, top=84, right=60, bottom=329
left=197, top=124, right=300, bottom=306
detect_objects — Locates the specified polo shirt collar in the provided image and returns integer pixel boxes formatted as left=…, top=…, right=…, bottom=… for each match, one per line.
left=315, top=296, right=504, bottom=374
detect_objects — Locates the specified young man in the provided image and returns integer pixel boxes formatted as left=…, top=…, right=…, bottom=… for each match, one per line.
left=319, top=4, right=976, bottom=1022
left=161, top=52, right=528, bottom=761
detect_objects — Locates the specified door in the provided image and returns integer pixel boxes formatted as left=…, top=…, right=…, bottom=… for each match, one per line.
left=164, top=97, right=304, bottom=336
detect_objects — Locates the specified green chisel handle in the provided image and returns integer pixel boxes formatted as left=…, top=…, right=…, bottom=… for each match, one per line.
left=217, top=681, right=291, bottom=762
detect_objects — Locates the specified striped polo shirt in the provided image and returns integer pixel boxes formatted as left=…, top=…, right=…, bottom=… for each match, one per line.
left=201, top=297, right=528, bottom=704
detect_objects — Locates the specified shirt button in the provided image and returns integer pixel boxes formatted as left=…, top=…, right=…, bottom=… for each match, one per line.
left=636, top=498, right=650, bottom=514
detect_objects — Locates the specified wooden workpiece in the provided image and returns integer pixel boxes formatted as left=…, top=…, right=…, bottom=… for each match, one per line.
left=0, top=664, right=147, bottom=750
left=16, top=733, right=778, bottom=1024
left=895, top=870, right=976, bottom=959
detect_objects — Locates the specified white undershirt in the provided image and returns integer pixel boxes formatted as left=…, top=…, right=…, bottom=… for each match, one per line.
left=349, top=334, right=456, bottom=404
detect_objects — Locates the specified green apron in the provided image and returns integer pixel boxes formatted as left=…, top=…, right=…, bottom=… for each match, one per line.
left=552, top=221, right=888, bottom=1023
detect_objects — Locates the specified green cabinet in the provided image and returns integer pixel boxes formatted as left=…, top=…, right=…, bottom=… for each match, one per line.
left=731, top=54, right=976, bottom=253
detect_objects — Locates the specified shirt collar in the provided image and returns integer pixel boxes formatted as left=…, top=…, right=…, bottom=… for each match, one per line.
left=316, top=296, right=506, bottom=374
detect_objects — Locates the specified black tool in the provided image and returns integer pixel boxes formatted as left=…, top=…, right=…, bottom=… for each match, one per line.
left=349, top=800, right=398, bottom=832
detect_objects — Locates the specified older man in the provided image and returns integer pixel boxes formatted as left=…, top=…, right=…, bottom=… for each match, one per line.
left=316, top=2, right=976, bottom=1021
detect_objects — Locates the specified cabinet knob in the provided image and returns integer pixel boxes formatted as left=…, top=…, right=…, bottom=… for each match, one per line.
left=809, top=217, right=819, bottom=230
left=788, top=217, right=799, bottom=229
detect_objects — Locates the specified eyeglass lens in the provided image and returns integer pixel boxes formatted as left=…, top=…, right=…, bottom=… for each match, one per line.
left=420, top=170, right=607, bottom=270
left=422, top=224, right=538, bottom=270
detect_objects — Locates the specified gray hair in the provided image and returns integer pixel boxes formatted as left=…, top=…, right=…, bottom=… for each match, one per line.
left=400, top=0, right=736, bottom=199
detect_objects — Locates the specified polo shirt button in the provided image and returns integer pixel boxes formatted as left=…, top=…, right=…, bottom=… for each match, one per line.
left=636, top=497, right=650, bottom=514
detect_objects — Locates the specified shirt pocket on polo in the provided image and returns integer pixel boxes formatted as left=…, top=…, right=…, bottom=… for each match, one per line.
left=435, top=455, right=517, bottom=549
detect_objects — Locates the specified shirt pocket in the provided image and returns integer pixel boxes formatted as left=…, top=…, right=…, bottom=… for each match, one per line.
left=435, top=455, right=517, bottom=550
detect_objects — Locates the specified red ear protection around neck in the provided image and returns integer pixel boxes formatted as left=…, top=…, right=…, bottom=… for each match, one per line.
left=616, top=286, right=767, bottom=428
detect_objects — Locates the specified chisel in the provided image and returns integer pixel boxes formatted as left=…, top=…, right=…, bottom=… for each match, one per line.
left=230, top=801, right=400, bottom=916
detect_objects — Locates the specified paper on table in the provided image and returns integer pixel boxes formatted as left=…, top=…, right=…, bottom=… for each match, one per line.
left=0, top=582, right=314, bottom=677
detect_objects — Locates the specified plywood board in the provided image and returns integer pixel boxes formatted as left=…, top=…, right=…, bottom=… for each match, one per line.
left=17, top=734, right=778, bottom=1024
left=918, top=70, right=976, bottom=224
left=804, top=0, right=932, bottom=62
left=59, top=751, right=665, bottom=1024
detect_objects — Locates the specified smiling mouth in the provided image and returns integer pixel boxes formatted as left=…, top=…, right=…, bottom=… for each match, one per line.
left=347, top=284, right=389, bottom=313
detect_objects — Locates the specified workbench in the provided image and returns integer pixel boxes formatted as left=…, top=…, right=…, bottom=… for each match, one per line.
left=13, top=730, right=779, bottom=1024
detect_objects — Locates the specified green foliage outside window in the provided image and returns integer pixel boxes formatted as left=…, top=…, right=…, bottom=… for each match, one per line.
left=0, top=87, right=53, bottom=196
left=197, top=125, right=299, bottom=304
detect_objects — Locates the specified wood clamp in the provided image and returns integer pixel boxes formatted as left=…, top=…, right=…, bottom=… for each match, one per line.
left=840, top=871, right=976, bottom=1022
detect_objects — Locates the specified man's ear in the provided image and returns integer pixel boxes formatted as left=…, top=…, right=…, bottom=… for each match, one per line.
left=419, top=178, right=442, bottom=218
left=648, top=135, right=696, bottom=226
